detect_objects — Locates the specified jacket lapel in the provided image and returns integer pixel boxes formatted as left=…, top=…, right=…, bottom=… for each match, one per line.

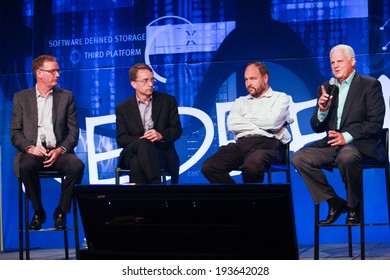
left=151, top=91, right=162, bottom=125
left=52, top=88, right=59, bottom=126
left=339, top=73, right=359, bottom=129
left=28, top=89, right=38, bottom=127
left=129, top=95, right=144, bottom=131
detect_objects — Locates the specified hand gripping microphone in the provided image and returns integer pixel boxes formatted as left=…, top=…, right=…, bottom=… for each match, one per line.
left=40, top=134, right=47, bottom=149
left=40, top=134, right=49, bottom=160
left=146, top=120, right=154, bottom=131
left=322, top=77, right=337, bottom=107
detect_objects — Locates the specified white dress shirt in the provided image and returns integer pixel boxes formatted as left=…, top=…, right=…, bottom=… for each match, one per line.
left=227, top=87, right=291, bottom=144
left=36, top=86, right=56, bottom=148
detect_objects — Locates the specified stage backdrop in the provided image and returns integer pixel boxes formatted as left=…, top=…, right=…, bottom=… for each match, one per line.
left=0, top=0, right=389, bottom=250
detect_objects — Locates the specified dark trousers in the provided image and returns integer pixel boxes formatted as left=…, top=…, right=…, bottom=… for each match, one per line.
left=291, top=144, right=362, bottom=207
left=201, top=136, right=281, bottom=183
left=19, top=152, right=85, bottom=213
left=119, top=139, right=162, bottom=184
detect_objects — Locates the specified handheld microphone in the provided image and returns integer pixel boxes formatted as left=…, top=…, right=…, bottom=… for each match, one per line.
left=40, top=134, right=49, bottom=160
left=146, top=120, right=154, bottom=131
left=322, top=77, right=337, bottom=107
left=40, top=134, right=47, bottom=148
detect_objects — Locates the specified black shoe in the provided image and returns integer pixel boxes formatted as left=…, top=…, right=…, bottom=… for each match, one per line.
left=54, top=209, right=67, bottom=229
left=319, top=202, right=347, bottom=225
left=346, top=206, right=360, bottom=224
left=29, top=210, right=46, bottom=230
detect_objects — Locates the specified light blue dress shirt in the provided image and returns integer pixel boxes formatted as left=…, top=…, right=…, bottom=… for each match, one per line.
left=317, top=71, right=356, bottom=143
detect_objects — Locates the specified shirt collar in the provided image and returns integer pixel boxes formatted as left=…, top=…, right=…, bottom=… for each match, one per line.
left=136, top=94, right=153, bottom=104
left=35, top=84, right=53, bottom=98
left=247, top=86, right=272, bottom=99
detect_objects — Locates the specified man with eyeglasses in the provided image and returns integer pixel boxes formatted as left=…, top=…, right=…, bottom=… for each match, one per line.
left=10, top=55, right=85, bottom=230
left=115, top=63, right=182, bottom=184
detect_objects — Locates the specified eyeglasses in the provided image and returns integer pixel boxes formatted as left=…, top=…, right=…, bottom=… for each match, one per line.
left=135, top=78, right=154, bottom=85
left=39, top=69, right=61, bottom=74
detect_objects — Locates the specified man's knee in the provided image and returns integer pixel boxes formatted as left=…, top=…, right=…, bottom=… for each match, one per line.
left=291, top=150, right=304, bottom=169
left=74, top=160, right=85, bottom=173
left=138, top=138, right=154, bottom=148
left=66, top=157, right=85, bottom=182
left=20, top=156, right=41, bottom=173
left=240, top=160, right=263, bottom=175
left=201, top=159, right=212, bottom=175
left=336, top=148, right=360, bottom=166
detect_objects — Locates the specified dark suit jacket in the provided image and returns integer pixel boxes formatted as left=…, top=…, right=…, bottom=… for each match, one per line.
left=116, top=91, right=182, bottom=182
left=10, top=87, right=80, bottom=177
left=309, top=72, right=385, bottom=161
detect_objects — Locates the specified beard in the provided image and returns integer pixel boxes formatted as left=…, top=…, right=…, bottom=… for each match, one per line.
left=247, top=83, right=266, bottom=98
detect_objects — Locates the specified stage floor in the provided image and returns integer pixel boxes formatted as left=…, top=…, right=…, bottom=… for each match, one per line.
left=1, top=243, right=389, bottom=260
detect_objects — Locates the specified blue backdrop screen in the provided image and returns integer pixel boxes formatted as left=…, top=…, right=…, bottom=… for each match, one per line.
left=0, top=0, right=389, bottom=249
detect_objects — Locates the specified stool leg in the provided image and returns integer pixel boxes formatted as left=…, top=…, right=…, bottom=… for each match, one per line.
left=64, top=230, right=69, bottom=259
left=59, top=175, right=70, bottom=260
left=360, top=224, right=365, bottom=260
left=314, top=204, right=320, bottom=260
left=25, top=190, right=30, bottom=260
left=115, top=168, right=120, bottom=185
left=360, top=197, right=365, bottom=260
left=161, top=169, right=167, bottom=184
left=73, top=195, right=80, bottom=259
left=385, top=167, right=390, bottom=229
left=286, top=167, right=291, bottom=184
left=348, top=226, right=352, bottom=257
left=267, top=170, right=271, bottom=183
left=18, top=180, right=24, bottom=260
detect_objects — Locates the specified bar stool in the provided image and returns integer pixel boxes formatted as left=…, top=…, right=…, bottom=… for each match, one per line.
left=314, top=128, right=390, bottom=260
left=266, top=121, right=292, bottom=183
left=18, top=170, right=80, bottom=260
left=267, top=142, right=291, bottom=183
left=115, top=167, right=167, bottom=185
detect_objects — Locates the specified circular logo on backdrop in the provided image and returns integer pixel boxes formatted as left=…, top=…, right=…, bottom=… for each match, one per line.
left=70, top=49, right=82, bottom=64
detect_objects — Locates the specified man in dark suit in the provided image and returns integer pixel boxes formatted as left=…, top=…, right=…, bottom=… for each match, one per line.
left=116, top=63, right=182, bottom=184
left=10, top=55, right=85, bottom=230
left=292, top=44, right=385, bottom=225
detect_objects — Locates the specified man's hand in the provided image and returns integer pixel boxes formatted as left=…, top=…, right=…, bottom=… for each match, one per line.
left=327, top=130, right=346, bottom=146
left=42, top=147, right=63, bottom=167
left=27, top=145, right=48, bottom=158
left=140, top=129, right=163, bottom=142
left=318, top=85, right=333, bottom=112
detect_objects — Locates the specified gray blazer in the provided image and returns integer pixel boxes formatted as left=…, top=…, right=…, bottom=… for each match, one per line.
left=10, top=87, right=80, bottom=177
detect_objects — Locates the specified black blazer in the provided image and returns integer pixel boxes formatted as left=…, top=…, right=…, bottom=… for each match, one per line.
left=116, top=91, right=182, bottom=182
left=10, top=87, right=80, bottom=177
left=309, top=72, right=385, bottom=161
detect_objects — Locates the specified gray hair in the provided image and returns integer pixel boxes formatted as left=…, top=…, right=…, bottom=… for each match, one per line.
left=330, top=44, right=355, bottom=60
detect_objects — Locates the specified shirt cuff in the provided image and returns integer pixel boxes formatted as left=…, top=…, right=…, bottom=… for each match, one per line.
left=317, top=109, right=328, bottom=122
left=342, top=132, right=353, bottom=144
left=25, top=145, right=34, bottom=152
